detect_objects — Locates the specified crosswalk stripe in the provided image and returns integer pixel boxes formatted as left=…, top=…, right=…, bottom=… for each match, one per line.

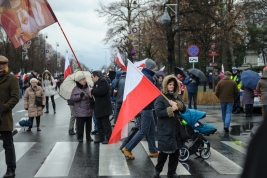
left=17, top=110, right=26, bottom=113
left=221, top=141, right=248, bottom=154
left=99, top=142, right=130, bottom=176
left=34, top=142, right=78, bottom=177
left=0, top=142, right=36, bottom=176
left=205, top=147, right=243, bottom=174
left=140, top=141, right=191, bottom=175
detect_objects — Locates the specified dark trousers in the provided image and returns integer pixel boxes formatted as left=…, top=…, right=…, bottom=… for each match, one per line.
left=113, top=102, right=122, bottom=124
left=188, top=92, right=197, bottom=109
left=29, top=116, right=40, bottom=128
left=155, top=150, right=179, bottom=175
left=45, top=95, right=55, bottom=111
left=0, top=131, right=16, bottom=172
left=76, top=117, right=92, bottom=140
left=97, top=115, right=112, bottom=141
left=233, top=94, right=240, bottom=112
left=245, top=104, right=253, bottom=116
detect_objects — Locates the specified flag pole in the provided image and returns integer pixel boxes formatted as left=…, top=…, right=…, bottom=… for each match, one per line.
left=57, top=21, right=82, bottom=71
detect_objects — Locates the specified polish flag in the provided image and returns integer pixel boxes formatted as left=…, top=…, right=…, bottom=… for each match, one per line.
left=64, top=54, right=72, bottom=79
left=109, top=60, right=161, bottom=144
left=221, top=64, right=224, bottom=73
left=134, top=59, right=147, bottom=68
left=159, top=66, right=165, bottom=72
left=15, top=71, right=21, bottom=77
left=22, top=73, right=28, bottom=82
left=116, top=52, right=127, bottom=71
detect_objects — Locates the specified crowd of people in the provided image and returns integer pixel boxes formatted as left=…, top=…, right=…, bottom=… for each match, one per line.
left=1, top=52, right=267, bottom=178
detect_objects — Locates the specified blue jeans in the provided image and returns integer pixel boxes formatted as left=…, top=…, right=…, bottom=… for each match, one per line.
left=19, top=88, right=23, bottom=98
left=125, top=110, right=157, bottom=153
left=220, top=102, right=234, bottom=128
left=188, top=92, right=197, bottom=109
left=92, top=115, right=98, bottom=131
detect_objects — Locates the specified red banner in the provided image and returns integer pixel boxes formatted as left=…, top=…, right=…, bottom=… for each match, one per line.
left=0, top=0, right=57, bottom=48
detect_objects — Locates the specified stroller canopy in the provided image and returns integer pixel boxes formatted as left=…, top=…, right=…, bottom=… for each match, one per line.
left=180, top=109, right=206, bottom=128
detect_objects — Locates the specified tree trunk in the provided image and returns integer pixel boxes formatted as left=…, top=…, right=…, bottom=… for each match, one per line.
left=221, top=40, right=229, bottom=71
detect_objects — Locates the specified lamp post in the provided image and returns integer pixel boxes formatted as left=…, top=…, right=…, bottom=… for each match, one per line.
left=103, top=48, right=108, bottom=72
left=44, top=33, right=48, bottom=70
left=161, top=1, right=181, bottom=68
left=56, top=42, right=59, bottom=76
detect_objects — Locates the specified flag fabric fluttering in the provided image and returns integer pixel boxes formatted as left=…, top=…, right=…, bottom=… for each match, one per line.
left=108, top=60, right=161, bottom=144
left=64, top=55, right=72, bottom=79
left=116, top=52, right=127, bottom=71
left=221, top=64, right=224, bottom=73
left=15, top=72, right=21, bottom=77
left=159, top=66, right=165, bottom=72
left=134, top=59, right=147, bottom=68
left=1, top=0, right=57, bottom=49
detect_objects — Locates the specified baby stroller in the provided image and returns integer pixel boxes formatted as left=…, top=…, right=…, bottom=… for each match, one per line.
left=178, top=109, right=217, bottom=162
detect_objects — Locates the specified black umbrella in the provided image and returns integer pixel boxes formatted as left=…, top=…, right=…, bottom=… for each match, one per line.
left=174, top=67, right=186, bottom=77
left=188, top=68, right=206, bottom=81
left=155, top=71, right=166, bottom=78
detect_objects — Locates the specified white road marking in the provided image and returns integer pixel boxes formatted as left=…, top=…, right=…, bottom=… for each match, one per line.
left=34, top=142, right=78, bottom=177
left=141, top=141, right=191, bottom=175
left=221, top=141, right=248, bottom=154
left=205, top=147, right=243, bottom=174
left=99, top=142, right=130, bottom=176
left=0, top=142, right=36, bottom=176
left=17, top=110, right=26, bottom=113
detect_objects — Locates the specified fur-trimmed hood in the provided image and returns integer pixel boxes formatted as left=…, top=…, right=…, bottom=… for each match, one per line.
left=42, top=70, right=52, bottom=80
left=162, top=75, right=180, bottom=98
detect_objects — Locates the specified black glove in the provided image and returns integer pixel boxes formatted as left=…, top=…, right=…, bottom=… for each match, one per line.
left=80, top=92, right=85, bottom=98
left=25, top=108, right=28, bottom=110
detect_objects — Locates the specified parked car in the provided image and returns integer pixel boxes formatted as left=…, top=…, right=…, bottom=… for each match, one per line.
left=240, top=90, right=262, bottom=111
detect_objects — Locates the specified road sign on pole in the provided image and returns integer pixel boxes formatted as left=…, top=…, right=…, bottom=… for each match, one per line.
left=187, top=45, right=200, bottom=57
left=189, top=57, right=198, bottom=63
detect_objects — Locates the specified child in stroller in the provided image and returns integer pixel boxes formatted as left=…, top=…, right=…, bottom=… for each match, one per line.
left=178, top=109, right=217, bottom=162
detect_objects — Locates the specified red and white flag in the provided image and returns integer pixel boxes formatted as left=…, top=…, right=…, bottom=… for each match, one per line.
left=116, top=52, right=127, bottom=71
left=109, top=60, right=161, bottom=144
left=134, top=59, right=147, bottom=68
left=15, top=72, right=21, bottom=77
left=221, top=64, right=224, bottom=73
left=64, top=55, right=72, bottom=79
left=159, top=66, right=165, bottom=72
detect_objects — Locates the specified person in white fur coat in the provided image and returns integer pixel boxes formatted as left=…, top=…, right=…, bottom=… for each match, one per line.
left=42, top=70, right=56, bottom=114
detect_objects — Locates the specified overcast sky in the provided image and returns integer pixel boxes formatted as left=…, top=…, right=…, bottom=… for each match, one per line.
left=43, top=0, right=113, bottom=71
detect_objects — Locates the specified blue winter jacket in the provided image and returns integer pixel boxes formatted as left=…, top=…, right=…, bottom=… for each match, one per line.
left=183, top=75, right=200, bottom=93
left=142, top=68, right=155, bottom=110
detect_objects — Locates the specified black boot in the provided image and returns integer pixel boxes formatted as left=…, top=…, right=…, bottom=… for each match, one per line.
left=153, top=171, right=161, bottom=178
left=167, top=173, right=180, bottom=178
left=4, top=168, right=15, bottom=178
left=53, top=104, right=56, bottom=114
left=45, top=103, right=49, bottom=113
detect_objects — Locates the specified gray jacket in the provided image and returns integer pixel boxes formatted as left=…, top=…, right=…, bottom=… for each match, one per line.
left=115, top=72, right=126, bottom=103
left=70, top=83, right=93, bottom=117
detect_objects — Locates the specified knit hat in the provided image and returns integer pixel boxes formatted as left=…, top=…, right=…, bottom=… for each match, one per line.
left=30, top=78, right=38, bottom=83
left=0, top=56, right=8, bottom=63
left=145, top=59, right=157, bottom=70
left=224, top=71, right=232, bottom=76
left=75, top=74, right=85, bottom=82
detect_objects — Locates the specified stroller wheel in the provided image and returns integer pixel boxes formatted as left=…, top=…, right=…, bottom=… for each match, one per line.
left=200, top=148, right=211, bottom=159
left=179, top=148, right=190, bottom=162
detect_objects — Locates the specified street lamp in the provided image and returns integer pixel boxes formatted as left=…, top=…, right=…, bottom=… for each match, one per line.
left=56, top=42, right=59, bottom=76
left=161, top=1, right=181, bottom=68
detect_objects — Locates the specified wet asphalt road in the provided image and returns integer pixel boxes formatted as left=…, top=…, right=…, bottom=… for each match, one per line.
left=0, top=95, right=263, bottom=178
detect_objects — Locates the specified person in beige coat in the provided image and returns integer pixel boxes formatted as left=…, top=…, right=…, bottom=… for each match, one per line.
left=24, top=78, right=45, bottom=131
left=256, top=69, right=267, bottom=117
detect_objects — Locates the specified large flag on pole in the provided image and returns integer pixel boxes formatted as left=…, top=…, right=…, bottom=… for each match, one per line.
left=1, top=0, right=57, bottom=48
left=64, top=55, right=72, bottom=79
left=109, top=60, right=161, bottom=144
left=116, top=52, right=127, bottom=71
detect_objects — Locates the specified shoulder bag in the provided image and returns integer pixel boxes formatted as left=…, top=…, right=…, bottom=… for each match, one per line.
left=34, top=91, right=43, bottom=106
left=176, top=115, right=188, bottom=142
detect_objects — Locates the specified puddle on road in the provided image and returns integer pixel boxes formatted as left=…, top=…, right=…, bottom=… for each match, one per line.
left=230, top=122, right=261, bottom=136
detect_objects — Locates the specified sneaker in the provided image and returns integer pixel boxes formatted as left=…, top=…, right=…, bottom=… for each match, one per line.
left=91, top=130, right=98, bottom=135
left=4, top=168, right=15, bottom=178
left=149, top=152, right=159, bottom=157
left=69, top=130, right=76, bottom=135
left=153, top=171, right=161, bottom=178
left=121, top=147, right=135, bottom=159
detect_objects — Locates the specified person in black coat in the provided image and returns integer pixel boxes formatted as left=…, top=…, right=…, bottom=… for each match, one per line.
left=89, top=71, right=112, bottom=144
left=153, top=75, right=186, bottom=178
